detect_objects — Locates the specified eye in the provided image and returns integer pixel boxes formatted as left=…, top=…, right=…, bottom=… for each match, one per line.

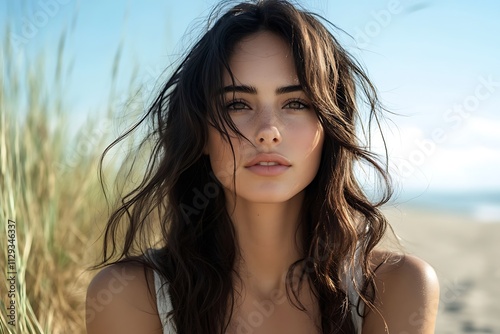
left=284, top=99, right=309, bottom=110
left=226, top=100, right=249, bottom=111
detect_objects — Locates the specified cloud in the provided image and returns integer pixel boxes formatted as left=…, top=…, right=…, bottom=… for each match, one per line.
left=380, top=117, right=500, bottom=191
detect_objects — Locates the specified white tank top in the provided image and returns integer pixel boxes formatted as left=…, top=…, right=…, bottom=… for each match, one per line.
left=153, top=269, right=364, bottom=333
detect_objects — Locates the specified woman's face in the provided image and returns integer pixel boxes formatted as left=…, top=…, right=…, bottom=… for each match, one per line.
left=205, top=31, right=324, bottom=204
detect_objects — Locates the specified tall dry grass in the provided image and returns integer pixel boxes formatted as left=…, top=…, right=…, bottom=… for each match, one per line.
left=0, top=20, right=146, bottom=333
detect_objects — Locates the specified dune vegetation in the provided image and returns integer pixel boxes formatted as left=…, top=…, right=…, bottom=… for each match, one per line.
left=0, top=20, right=148, bottom=333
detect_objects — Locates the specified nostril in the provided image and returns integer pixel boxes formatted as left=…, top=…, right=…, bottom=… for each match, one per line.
left=259, top=137, right=279, bottom=143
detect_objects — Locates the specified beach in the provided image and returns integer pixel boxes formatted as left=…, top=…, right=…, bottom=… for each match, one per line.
left=383, top=205, right=500, bottom=334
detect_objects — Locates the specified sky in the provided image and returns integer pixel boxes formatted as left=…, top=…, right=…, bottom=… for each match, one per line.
left=1, top=0, right=500, bottom=205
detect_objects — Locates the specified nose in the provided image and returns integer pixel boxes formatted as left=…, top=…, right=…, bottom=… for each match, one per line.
left=255, top=110, right=282, bottom=145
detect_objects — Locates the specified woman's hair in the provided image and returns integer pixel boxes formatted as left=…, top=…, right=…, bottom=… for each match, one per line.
left=95, top=0, right=393, bottom=333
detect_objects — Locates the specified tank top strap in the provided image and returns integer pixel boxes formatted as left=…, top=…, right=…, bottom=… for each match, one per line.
left=344, top=264, right=365, bottom=333
left=153, top=269, right=176, bottom=334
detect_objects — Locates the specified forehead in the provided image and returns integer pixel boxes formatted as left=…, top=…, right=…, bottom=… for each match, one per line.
left=224, top=31, right=299, bottom=86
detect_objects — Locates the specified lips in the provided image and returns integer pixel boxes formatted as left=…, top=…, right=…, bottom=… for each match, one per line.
left=244, top=153, right=291, bottom=177
left=244, top=153, right=291, bottom=167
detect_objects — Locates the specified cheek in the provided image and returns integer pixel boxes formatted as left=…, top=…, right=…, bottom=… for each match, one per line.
left=300, top=126, right=324, bottom=186
left=207, top=131, right=242, bottom=186
left=310, top=126, right=324, bottom=152
left=289, top=120, right=324, bottom=156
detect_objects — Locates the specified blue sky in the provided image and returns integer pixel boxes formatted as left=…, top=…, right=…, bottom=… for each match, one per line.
left=2, top=0, right=500, bottom=199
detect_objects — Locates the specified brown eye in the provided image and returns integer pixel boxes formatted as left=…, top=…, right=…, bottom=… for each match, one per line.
left=226, top=101, right=249, bottom=111
left=284, top=100, right=309, bottom=110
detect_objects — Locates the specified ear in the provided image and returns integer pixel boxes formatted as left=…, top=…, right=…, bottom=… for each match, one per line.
left=203, top=143, right=209, bottom=155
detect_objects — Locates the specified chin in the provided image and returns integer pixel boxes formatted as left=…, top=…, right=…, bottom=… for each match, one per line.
left=233, top=187, right=306, bottom=204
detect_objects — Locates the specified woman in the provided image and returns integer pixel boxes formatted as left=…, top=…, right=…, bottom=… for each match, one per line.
left=86, top=1, right=439, bottom=333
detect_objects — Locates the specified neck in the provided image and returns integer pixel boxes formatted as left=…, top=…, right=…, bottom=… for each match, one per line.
left=227, top=191, right=305, bottom=298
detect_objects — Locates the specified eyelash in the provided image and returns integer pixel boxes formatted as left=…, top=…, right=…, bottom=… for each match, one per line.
left=225, top=99, right=310, bottom=111
left=225, top=99, right=248, bottom=111
left=283, top=98, right=310, bottom=110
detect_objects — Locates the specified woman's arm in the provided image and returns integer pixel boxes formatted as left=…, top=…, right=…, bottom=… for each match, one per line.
left=85, top=262, right=163, bottom=334
left=362, top=254, right=440, bottom=334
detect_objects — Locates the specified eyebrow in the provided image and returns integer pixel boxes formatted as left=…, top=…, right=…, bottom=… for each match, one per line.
left=222, top=84, right=303, bottom=95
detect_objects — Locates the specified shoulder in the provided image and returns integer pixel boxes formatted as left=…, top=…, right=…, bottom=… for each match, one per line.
left=86, top=262, right=163, bottom=334
left=362, top=251, right=440, bottom=334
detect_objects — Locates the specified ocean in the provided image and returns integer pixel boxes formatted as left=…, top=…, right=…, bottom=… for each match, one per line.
left=392, top=191, right=500, bottom=223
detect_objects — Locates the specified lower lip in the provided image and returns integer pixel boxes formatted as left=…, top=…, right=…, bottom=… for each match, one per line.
left=245, top=165, right=290, bottom=176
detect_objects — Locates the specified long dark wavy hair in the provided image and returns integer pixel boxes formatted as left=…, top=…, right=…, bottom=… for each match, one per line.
left=94, top=1, right=394, bottom=333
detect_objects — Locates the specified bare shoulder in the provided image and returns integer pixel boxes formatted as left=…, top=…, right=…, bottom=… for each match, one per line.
left=362, top=251, right=440, bottom=334
left=86, top=262, right=163, bottom=334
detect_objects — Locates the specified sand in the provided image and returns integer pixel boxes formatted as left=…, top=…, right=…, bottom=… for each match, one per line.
left=383, top=205, right=500, bottom=334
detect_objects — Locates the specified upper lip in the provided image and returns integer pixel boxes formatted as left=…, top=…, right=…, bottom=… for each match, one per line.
left=245, top=153, right=292, bottom=167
